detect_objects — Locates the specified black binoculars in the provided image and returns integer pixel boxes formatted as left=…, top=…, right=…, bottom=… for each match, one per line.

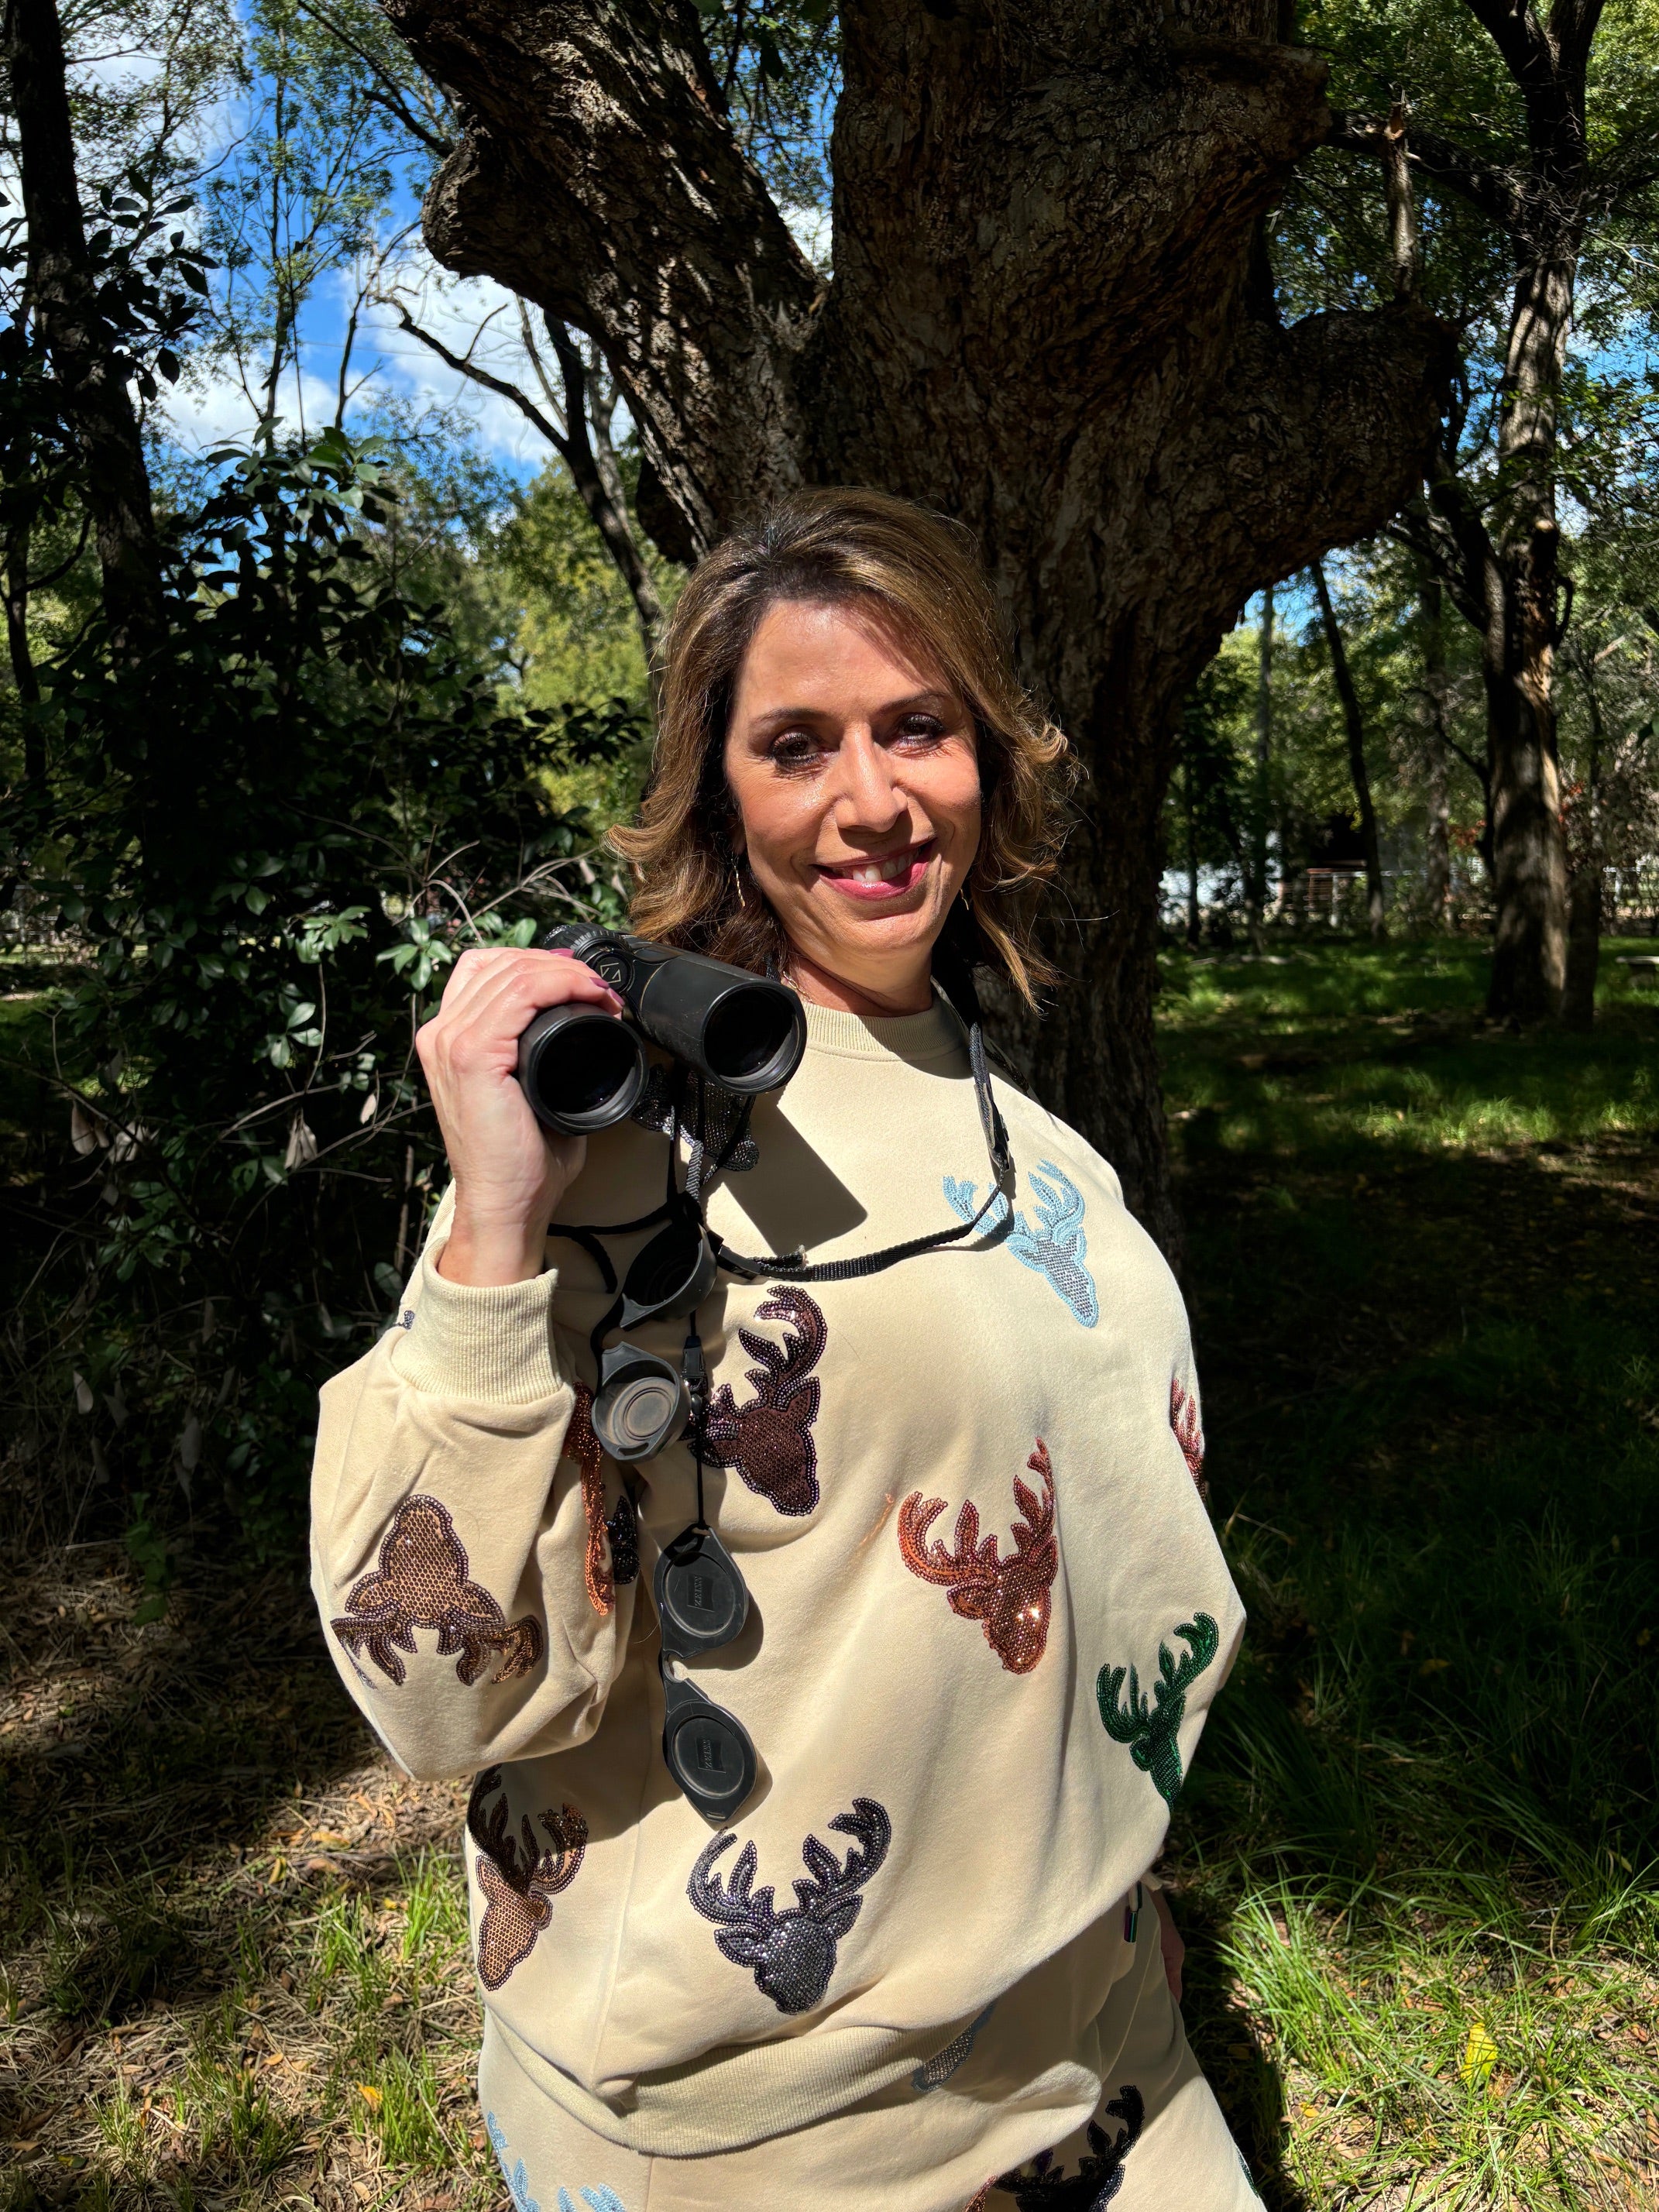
left=515, top=924, right=807, bottom=1136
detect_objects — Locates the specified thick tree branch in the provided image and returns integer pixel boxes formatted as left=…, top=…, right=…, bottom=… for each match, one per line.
left=1458, top=0, right=1554, bottom=91
left=385, top=0, right=821, bottom=555
left=1178, top=303, right=1456, bottom=647
left=1331, top=108, right=1520, bottom=231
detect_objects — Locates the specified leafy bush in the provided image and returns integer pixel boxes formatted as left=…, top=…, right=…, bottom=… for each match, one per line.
left=2, top=429, right=635, bottom=1558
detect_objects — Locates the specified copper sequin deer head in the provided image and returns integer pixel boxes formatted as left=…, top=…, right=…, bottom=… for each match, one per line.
left=898, top=1440, right=1059, bottom=1674
left=466, top=1765, right=588, bottom=1990
left=702, top=1287, right=827, bottom=1517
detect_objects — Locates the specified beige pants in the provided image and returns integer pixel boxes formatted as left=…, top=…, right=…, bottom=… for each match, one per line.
left=476, top=1898, right=1264, bottom=2212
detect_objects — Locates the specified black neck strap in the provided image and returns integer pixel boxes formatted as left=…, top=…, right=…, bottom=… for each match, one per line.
left=547, top=967, right=1014, bottom=1300
left=713, top=973, right=1012, bottom=1285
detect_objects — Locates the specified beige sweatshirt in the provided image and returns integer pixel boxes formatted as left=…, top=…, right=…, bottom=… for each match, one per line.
left=310, top=996, right=1245, bottom=2157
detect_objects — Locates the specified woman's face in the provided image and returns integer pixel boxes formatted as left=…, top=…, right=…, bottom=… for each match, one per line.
left=723, top=598, right=982, bottom=1008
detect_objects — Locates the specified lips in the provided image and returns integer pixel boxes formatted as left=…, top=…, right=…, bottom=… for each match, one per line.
left=816, top=840, right=934, bottom=901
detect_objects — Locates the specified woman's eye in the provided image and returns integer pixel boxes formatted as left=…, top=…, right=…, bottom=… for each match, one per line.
left=768, top=732, right=821, bottom=769
left=895, top=716, right=946, bottom=744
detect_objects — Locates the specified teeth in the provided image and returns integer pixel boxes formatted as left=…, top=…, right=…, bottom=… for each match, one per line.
left=840, top=850, right=915, bottom=884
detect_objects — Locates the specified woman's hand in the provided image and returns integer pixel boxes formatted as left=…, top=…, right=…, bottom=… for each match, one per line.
left=415, top=948, right=625, bottom=1286
left=1150, top=1884, right=1185, bottom=2004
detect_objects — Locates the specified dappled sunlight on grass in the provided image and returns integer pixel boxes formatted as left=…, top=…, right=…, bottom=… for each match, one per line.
left=1164, top=937, right=1659, bottom=2209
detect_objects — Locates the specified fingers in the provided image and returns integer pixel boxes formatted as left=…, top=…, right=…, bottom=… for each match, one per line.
left=418, top=951, right=625, bottom=1083
left=440, top=946, right=623, bottom=1021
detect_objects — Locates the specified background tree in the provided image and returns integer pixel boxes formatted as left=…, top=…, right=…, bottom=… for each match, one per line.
left=378, top=0, right=1455, bottom=1251
left=1312, top=0, right=1659, bottom=1018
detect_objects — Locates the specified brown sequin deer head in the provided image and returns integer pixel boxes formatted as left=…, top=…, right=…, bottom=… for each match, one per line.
left=331, top=1495, right=542, bottom=1688
left=466, top=1765, right=588, bottom=1990
left=702, top=1287, right=827, bottom=1517
left=898, top=1440, right=1058, bottom=1674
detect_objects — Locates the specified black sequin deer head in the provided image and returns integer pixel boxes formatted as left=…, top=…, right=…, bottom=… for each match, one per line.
left=701, top=1287, right=826, bottom=1516
left=688, top=1797, right=891, bottom=2014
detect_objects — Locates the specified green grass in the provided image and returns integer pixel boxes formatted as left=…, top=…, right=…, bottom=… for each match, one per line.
left=1163, top=940, right=1659, bottom=2209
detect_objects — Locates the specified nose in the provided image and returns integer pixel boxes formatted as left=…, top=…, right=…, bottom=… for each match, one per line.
left=830, top=728, right=908, bottom=838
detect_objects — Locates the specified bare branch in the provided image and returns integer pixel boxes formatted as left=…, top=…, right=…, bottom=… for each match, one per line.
left=291, top=0, right=455, bottom=157
left=380, top=297, right=572, bottom=460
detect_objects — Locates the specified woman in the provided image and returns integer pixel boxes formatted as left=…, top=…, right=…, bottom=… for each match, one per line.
left=311, top=489, right=1257, bottom=2212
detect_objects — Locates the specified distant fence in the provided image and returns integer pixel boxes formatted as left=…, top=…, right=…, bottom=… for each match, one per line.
left=1164, top=860, right=1659, bottom=939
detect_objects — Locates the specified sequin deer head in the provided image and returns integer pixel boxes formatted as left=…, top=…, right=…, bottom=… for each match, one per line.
left=687, top=1797, right=891, bottom=2014
left=331, top=1495, right=541, bottom=1687
left=466, top=1765, right=588, bottom=1989
left=898, top=1441, right=1059, bottom=1673
left=1095, top=1614, right=1220, bottom=1806
left=702, top=1287, right=826, bottom=1516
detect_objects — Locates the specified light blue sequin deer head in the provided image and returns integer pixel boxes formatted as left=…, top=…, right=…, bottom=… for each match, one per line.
left=943, top=1159, right=1098, bottom=1327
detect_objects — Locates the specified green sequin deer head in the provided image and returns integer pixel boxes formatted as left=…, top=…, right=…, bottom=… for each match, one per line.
left=1095, top=1613, right=1220, bottom=1805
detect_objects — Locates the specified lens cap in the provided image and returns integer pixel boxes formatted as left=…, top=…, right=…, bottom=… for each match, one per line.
left=661, top=1684, right=757, bottom=1822
left=654, top=1523, right=747, bottom=1653
left=592, top=1348, right=685, bottom=1462
left=619, top=1208, right=718, bottom=1329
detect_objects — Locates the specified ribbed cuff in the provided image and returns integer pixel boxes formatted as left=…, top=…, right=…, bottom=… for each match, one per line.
left=390, top=1240, right=564, bottom=1404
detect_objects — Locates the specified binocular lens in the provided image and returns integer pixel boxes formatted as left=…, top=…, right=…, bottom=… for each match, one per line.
left=702, top=988, right=803, bottom=1091
left=518, top=1005, right=647, bottom=1134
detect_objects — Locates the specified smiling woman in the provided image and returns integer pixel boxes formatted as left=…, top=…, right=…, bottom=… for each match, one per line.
left=615, top=489, right=1072, bottom=1012
left=310, top=488, right=1260, bottom=2212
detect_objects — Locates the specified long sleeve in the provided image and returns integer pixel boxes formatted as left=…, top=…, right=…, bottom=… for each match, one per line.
left=309, top=1195, right=638, bottom=1781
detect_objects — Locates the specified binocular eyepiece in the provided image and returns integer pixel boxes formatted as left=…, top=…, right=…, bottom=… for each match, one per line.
left=516, top=925, right=807, bottom=1137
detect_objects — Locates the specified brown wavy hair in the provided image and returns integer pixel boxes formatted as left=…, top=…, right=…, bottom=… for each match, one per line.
left=610, top=487, right=1075, bottom=1005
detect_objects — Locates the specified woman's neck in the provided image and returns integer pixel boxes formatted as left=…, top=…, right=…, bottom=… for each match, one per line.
left=783, top=945, right=934, bottom=1019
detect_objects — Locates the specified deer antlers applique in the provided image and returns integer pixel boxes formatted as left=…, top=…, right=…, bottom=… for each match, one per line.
left=943, top=1160, right=1098, bottom=1327
left=898, top=1441, right=1059, bottom=1674
left=687, top=1796, right=891, bottom=2014
left=995, top=2085, right=1146, bottom=2207
left=701, top=1286, right=827, bottom=1517
left=1170, top=1376, right=1207, bottom=1499
left=466, top=1766, right=588, bottom=1990
left=565, top=1383, right=615, bottom=1617
left=331, top=1496, right=542, bottom=1688
left=1096, top=1614, right=1220, bottom=1805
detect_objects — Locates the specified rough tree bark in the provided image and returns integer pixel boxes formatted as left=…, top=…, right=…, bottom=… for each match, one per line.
left=1338, top=2, right=1616, bottom=1022
left=1310, top=560, right=1386, bottom=940
left=3, top=0, right=163, bottom=656
left=384, top=0, right=1451, bottom=1250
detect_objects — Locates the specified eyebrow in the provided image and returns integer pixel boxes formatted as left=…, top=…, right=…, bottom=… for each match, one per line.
left=746, top=689, right=959, bottom=734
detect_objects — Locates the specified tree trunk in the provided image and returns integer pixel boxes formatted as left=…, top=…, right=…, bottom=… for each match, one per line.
left=1311, top=559, right=1386, bottom=939
left=1560, top=639, right=1606, bottom=1031
left=1249, top=583, right=1274, bottom=938
left=4, top=517, right=45, bottom=798
left=4, top=0, right=163, bottom=662
left=1420, top=572, right=1450, bottom=922
left=384, top=0, right=1452, bottom=1250
left=1484, top=249, right=1572, bottom=1021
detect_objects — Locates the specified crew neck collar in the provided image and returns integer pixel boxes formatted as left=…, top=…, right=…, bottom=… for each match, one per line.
left=798, top=991, right=964, bottom=1064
